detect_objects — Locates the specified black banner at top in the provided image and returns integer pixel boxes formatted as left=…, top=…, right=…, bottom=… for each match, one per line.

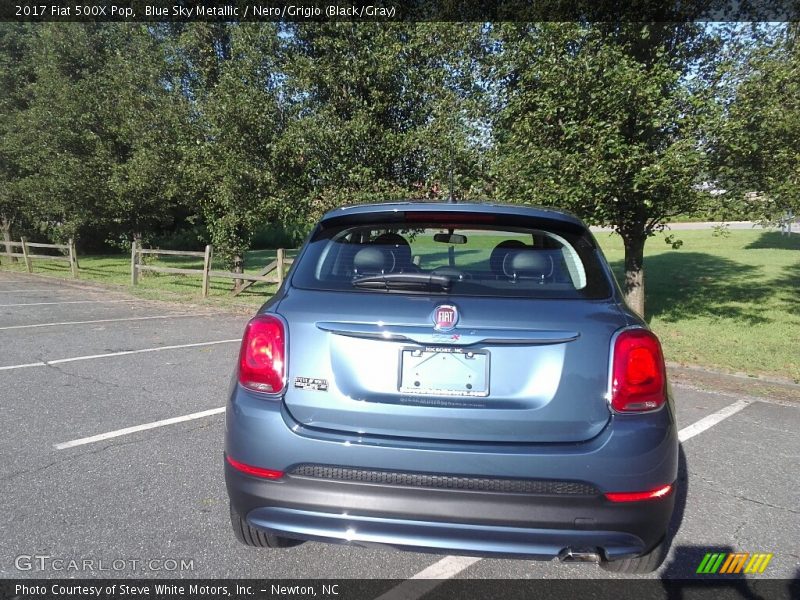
left=3, top=0, right=800, bottom=23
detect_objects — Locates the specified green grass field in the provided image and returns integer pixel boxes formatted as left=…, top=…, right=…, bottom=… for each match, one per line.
left=0, top=248, right=297, bottom=309
left=598, top=230, right=799, bottom=382
left=2, top=230, right=798, bottom=381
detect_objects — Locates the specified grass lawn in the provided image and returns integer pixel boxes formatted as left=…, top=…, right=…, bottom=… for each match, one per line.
left=0, top=248, right=298, bottom=311
left=597, top=229, right=799, bottom=382
left=2, top=230, right=797, bottom=381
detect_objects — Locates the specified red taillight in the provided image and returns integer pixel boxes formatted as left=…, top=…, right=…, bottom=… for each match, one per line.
left=611, top=328, right=666, bottom=412
left=226, top=455, right=284, bottom=479
left=605, top=484, right=673, bottom=503
left=238, top=315, right=286, bottom=394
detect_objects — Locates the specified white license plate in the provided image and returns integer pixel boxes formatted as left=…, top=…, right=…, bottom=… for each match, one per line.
left=399, top=347, right=489, bottom=397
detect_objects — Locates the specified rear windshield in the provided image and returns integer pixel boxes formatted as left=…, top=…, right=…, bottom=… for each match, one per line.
left=291, top=218, right=612, bottom=299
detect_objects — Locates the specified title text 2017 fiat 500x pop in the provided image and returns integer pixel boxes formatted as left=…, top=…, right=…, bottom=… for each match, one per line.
left=224, top=202, right=678, bottom=573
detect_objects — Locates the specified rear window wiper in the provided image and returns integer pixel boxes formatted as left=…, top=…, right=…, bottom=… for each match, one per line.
left=352, top=273, right=452, bottom=292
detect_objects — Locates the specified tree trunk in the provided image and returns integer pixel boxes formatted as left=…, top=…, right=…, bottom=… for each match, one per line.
left=622, top=234, right=646, bottom=318
left=1, top=214, right=16, bottom=263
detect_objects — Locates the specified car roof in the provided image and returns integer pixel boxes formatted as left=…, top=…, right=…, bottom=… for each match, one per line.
left=320, top=201, right=587, bottom=229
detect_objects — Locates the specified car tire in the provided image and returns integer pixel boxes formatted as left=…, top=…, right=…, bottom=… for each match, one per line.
left=600, top=537, right=668, bottom=574
left=229, top=504, right=304, bottom=549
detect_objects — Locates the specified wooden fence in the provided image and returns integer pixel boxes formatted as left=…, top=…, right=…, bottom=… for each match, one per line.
left=130, top=242, right=295, bottom=298
left=1, top=238, right=79, bottom=278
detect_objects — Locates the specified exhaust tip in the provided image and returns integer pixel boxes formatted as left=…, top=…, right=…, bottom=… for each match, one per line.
left=558, top=547, right=602, bottom=563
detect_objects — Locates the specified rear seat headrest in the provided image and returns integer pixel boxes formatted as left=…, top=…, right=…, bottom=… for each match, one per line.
left=489, top=240, right=527, bottom=274
left=503, top=249, right=554, bottom=279
left=353, top=246, right=394, bottom=275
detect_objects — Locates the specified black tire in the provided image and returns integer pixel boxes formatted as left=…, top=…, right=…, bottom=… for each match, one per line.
left=600, top=537, right=668, bottom=574
left=229, top=504, right=304, bottom=549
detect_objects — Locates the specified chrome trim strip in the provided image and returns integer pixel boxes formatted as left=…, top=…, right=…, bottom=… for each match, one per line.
left=316, top=321, right=580, bottom=346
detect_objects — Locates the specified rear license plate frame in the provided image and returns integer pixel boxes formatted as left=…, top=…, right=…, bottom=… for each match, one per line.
left=399, top=346, right=490, bottom=397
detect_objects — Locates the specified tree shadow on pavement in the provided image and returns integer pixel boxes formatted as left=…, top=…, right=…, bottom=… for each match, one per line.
left=658, top=446, right=795, bottom=600
left=660, top=450, right=757, bottom=598
left=665, top=445, right=689, bottom=553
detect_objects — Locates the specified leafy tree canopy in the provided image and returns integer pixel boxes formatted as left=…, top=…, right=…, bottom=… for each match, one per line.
left=490, top=22, right=722, bottom=315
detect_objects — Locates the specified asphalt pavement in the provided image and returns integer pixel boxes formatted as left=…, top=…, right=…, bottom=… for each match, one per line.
left=1, top=272, right=797, bottom=589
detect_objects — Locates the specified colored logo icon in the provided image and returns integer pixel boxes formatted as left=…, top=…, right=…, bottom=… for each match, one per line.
left=696, top=552, right=773, bottom=574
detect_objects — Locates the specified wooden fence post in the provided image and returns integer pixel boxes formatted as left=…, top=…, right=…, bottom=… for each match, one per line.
left=201, top=244, right=213, bottom=298
left=68, top=238, right=78, bottom=278
left=130, top=240, right=139, bottom=285
left=277, top=248, right=285, bottom=287
left=20, top=237, right=32, bottom=273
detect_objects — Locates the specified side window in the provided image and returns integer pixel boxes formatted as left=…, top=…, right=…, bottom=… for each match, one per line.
left=316, top=232, right=363, bottom=279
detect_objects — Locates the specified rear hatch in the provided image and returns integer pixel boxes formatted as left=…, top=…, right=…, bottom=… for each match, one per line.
left=277, top=291, right=621, bottom=443
left=276, top=204, right=625, bottom=443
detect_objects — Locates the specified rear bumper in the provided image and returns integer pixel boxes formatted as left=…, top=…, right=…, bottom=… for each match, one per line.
left=226, top=463, right=674, bottom=559
left=225, top=386, right=678, bottom=559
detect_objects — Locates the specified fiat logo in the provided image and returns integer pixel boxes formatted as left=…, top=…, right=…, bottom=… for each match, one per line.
left=432, top=305, right=459, bottom=331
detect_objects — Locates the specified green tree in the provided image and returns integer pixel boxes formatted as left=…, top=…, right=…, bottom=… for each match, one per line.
left=280, top=23, right=487, bottom=216
left=97, top=24, right=194, bottom=247
left=490, top=23, right=721, bottom=316
left=9, top=24, right=117, bottom=243
left=0, top=24, right=35, bottom=256
left=4, top=24, right=191, bottom=249
left=716, top=24, right=800, bottom=224
left=407, top=23, right=492, bottom=200
left=173, top=23, right=290, bottom=283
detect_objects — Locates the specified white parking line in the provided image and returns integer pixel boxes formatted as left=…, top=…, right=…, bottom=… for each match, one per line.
left=0, top=361, right=45, bottom=371
left=377, top=398, right=757, bottom=595
left=375, top=557, right=482, bottom=600
left=0, top=299, right=139, bottom=307
left=0, top=339, right=240, bottom=371
left=0, top=314, right=210, bottom=331
left=677, top=399, right=751, bottom=442
left=54, top=407, right=226, bottom=450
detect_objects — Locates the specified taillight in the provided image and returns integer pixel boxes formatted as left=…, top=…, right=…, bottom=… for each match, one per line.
left=226, top=455, right=284, bottom=479
left=238, top=315, right=286, bottom=394
left=611, top=328, right=666, bottom=412
left=605, top=483, right=673, bottom=503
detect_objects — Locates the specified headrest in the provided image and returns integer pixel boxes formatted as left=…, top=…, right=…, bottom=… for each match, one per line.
left=373, top=233, right=409, bottom=247
left=503, top=249, right=554, bottom=279
left=372, top=233, right=412, bottom=264
left=353, top=246, right=394, bottom=274
left=489, top=240, right=527, bottom=273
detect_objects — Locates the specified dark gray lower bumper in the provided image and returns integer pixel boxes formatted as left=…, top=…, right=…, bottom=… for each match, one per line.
left=246, top=506, right=647, bottom=559
left=225, top=463, right=675, bottom=560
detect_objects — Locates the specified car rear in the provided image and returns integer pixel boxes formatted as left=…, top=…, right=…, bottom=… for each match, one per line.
left=225, top=202, right=678, bottom=571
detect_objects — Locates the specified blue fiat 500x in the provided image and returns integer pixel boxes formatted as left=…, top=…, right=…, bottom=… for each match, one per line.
left=224, top=202, right=678, bottom=573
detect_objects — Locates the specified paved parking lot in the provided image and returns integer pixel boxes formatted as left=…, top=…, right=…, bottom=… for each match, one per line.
left=1, top=272, right=797, bottom=588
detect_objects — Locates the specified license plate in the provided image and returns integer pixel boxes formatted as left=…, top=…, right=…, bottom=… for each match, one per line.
left=399, top=347, right=489, bottom=397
